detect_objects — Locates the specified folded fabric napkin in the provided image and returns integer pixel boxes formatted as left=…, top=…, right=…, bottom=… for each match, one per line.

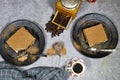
left=0, top=62, right=69, bottom=80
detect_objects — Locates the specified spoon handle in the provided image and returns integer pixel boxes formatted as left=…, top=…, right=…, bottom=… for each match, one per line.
left=29, top=54, right=47, bottom=57
left=99, top=49, right=116, bottom=52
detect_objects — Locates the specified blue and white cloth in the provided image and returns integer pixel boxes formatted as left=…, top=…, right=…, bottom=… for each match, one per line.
left=0, top=62, right=69, bottom=80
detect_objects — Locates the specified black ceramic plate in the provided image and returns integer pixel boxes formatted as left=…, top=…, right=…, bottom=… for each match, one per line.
left=0, top=20, right=45, bottom=66
left=72, top=13, right=118, bottom=58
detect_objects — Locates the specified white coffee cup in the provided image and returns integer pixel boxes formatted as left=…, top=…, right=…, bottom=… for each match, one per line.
left=65, top=57, right=86, bottom=77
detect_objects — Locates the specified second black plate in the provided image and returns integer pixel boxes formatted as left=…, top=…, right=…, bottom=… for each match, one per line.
left=72, top=13, right=118, bottom=58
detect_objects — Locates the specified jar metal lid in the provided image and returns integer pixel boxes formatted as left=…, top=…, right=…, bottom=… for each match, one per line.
left=60, top=0, right=80, bottom=9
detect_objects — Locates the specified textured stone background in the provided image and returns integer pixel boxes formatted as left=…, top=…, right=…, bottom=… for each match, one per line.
left=0, top=0, right=120, bottom=80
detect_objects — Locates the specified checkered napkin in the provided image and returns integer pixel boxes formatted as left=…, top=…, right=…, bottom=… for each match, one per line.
left=0, top=62, right=69, bottom=80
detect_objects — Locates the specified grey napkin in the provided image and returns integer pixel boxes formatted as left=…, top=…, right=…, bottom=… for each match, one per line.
left=0, top=62, right=69, bottom=80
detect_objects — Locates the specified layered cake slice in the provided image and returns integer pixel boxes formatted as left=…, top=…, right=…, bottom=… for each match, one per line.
left=6, top=27, right=35, bottom=52
left=83, top=24, right=108, bottom=47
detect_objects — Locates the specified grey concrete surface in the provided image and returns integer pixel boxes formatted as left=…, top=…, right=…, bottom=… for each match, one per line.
left=0, top=0, right=120, bottom=80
